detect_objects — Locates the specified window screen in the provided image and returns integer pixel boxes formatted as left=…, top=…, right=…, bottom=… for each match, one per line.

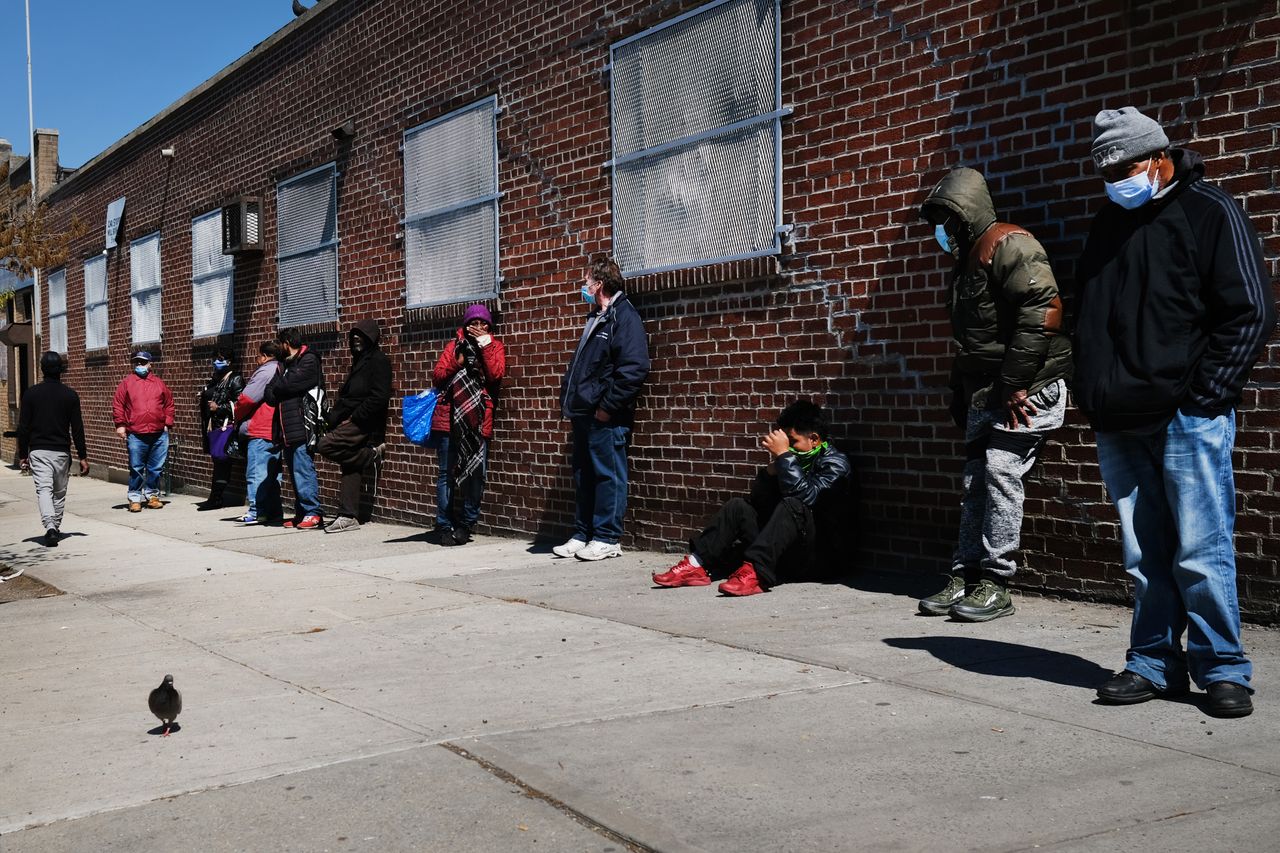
left=84, top=255, right=108, bottom=350
left=403, top=97, right=500, bottom=307
left=47, top=268, right=68, bottom=354
left=130, top=232, right=162, bottom=343
left=609, top=0, right=785, bottom=276
left=192, top=209, right=234, bottom=337
left=277, top=164, right=338, bottom=326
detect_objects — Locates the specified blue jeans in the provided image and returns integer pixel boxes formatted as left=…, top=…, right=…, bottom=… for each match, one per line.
left=127, top=431, right=169, bottom=502
left=246, top=438, right=282, bottom=519
left=1095, top=405, right=1252, bottom=692
left=433, top=432, right=488, bottom=529
left=571, top=417, right=630, bottom=544
left=285, top=443, right=322, bottom=518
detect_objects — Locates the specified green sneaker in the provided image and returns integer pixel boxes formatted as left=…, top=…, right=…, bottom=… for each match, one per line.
left=950, top=578, right=1015, bottom=622
left=919, top=574, right=968, bottom=616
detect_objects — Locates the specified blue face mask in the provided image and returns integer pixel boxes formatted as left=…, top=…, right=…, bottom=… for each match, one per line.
left=134, top=365, right=150, bottom=377
left=213, top=359, right=229, bottom=371
left=1104, top=160, right=1160, bottom=209
left=934, top=224, right=952, bottom=254
left=581, top=285, right=596, bottom=305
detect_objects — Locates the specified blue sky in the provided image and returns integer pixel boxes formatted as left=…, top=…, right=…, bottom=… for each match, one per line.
left=2, top=1, right=297, bottom=167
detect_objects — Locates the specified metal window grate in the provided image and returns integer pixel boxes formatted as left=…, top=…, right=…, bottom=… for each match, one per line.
left=47, top=268, right=68, bottom=354
left=403, top=97, right=500, bottom=308
left=609, top=0, right=783, bottom=276
left=277, top=164, right=338, bottom=326
left=192, top=210, right=234, bottom=337
left=130, top=232, right=162, bottom=343
left=84, top=255, right=108, bottom=350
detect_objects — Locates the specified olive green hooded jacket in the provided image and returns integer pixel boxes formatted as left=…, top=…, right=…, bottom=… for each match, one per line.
left=920, top=168, right=1072, bottom=406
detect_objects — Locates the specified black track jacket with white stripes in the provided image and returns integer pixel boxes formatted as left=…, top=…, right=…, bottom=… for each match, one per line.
left=1073, top=147, right=1276, bottom=434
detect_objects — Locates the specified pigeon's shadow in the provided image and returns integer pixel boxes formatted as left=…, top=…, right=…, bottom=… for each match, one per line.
left=147, top=722, right=182, bottom=736
left=883, top=636, right=1114, bottom=690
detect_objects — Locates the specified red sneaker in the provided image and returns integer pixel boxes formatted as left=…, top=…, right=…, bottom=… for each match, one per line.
left=282, top=517, right=299, bottom=529
left=296, top=514, right=323, bottom=530
left=718, top=563, right=766, bottom=597
left=652, top=557, right=711, bottom=588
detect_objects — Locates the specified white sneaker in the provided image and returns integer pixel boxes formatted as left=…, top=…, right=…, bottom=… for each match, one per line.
left=575, top=540, right=623, bottom=561
left=552, top=537, right=588, bottom=558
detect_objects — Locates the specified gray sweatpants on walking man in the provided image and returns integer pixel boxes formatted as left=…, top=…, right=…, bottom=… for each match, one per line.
left=953, top=378, right=1067, bottom=578
left=28, top=449, right=71, bottom=532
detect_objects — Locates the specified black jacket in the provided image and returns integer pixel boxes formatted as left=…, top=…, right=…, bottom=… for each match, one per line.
left=749, top=443, right=855, bottom=580
left=264, top=345, right=323, bottom=447
left=560, top=291, right=650, bottom=424
left=17, top=378, right=87, bottom=459
left=328, top=319, right=393, bottom=444
left=199, top=368, right=245, bottom=432
left=1073, top=149, right=1276, bottom=433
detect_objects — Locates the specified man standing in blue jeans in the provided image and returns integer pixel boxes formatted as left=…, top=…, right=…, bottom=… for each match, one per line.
left=1075, top=107, right=1276, bottom=718
left=555, top=254, right=650, bottom=561
left=264, top=329, right=325, bottom=530
left=111, top=351, right=174, bottom=512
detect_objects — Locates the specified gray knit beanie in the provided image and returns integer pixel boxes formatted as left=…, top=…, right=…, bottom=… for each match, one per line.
left=1091, top=107, right=1169, bottom=168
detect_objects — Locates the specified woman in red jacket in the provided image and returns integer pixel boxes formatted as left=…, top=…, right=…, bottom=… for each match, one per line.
left=430, top=304, right=506, bottom=545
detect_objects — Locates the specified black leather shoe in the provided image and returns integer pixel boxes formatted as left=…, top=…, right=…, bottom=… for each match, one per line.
left=1096, top=670, right=1188, bottom=705
left=1205, top=682, right=1253, bottom=718
left=43, top=529, right=60, bottom=548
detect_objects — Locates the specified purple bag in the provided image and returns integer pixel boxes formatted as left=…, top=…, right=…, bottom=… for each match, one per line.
left=208, top=424, right=235, bottom=461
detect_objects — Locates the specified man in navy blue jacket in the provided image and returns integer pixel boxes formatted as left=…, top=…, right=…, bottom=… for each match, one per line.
left=555, top=254, right=650, bottom=561
left=1075, top=107, right=1276, bottom=719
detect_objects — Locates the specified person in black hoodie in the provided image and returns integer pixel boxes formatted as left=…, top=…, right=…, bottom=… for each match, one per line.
left=264, top=328, right=325, bottom=529
left=16, top=352, right=88, bottom=548
left=1076, top=107, right=1276, bottom=719
left=197, top=347, right=244, bottom=510
left=316, top=319, right=392, bottom=533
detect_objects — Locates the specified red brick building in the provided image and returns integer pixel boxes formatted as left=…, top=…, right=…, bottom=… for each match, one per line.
left=38, top=0, right=1280, bottom=617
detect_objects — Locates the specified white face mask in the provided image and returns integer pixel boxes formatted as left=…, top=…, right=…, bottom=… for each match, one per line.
left=1104, top=160, right=1160, bottom=209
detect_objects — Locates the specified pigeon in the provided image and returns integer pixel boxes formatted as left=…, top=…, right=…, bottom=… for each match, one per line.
left=292, top=0, right=309, bottom=16
left=148, top=674, right=182, bottom=736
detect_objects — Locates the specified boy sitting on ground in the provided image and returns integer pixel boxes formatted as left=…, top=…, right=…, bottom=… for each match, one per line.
left=653, top=400, right=852, bottom=596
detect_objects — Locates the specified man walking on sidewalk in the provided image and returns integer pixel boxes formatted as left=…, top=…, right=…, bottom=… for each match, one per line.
left=112, top=350, right=174, bottom=513
left=17, top=352, right=89, bottom=547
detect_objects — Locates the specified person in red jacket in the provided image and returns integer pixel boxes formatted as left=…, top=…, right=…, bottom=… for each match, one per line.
left=430, top=304, right=506, bottom=545
left=232, top=341, right=283, bottom=525
left=111, top=351, right=175, bottom=512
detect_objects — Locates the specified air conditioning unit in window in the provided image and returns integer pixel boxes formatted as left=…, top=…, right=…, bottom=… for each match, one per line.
left=221, top=196, right=263, bottom=254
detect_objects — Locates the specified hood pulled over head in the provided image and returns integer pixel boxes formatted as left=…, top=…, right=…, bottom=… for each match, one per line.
left=919, top=167, right=997, bottom=248
left=349, top=318, right=381, bottom=349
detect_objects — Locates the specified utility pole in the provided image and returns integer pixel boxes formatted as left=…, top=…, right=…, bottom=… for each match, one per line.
left=25, top=0, right=41, bottom=349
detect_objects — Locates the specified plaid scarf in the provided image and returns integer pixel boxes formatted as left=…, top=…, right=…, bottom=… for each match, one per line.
left=448, top=336, right=487, bottom=486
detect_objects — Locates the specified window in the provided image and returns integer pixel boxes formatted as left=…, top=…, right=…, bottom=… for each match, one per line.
left=277, top=164, right=338, bottom=326
left=402, top=97, right=500, bottom=307
left=84, top=255, right=108, bottom=350
left=47, top=268, right=67, bottom=354
left=609, top=0, right=786, bottom=276
left=130, top=232, right=163, bottom=343
left=192, top=210, right=234, bottom=337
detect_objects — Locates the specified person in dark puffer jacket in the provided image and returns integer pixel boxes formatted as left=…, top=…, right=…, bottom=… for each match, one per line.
left=264, top=328, right=324, bottom=530
left=316, top=319, right=393, bottom=533
left=917, top=167, right=1072, bottom=623
left=1077, top=107, right=1276, bottom=719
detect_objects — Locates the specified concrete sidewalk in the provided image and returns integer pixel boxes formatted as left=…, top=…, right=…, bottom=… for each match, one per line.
left=1, top=467, right=1276, bottom=852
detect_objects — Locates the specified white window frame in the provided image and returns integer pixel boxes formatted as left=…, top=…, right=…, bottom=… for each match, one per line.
left=276, top=163, right=339, bottom=326
left=607, top=0, right=788, bottom=277
left=130, top=231, right=163, bottom=344
left=191, top=209, right=235, bottom=337
left=47, top=267, right=68, bottom=354
left=83, top=255, right=109, bottom=351
left=402, top=96, right=501, bottom=308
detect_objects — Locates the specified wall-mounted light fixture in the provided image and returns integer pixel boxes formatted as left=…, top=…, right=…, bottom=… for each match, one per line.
left=160, top=147, right=175, bottom=159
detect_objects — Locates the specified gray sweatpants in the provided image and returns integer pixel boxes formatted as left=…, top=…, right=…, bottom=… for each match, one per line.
left=952, top=379, right=1067, bottom=579
left=28, top=449, right=71, bottom=532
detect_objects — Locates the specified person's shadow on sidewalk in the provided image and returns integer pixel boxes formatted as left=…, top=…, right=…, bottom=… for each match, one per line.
left=883, top=636, right=1113, bottom=690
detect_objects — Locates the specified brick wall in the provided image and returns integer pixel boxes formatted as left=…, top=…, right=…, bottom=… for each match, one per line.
left=40, top=0, right=1280, bottom=618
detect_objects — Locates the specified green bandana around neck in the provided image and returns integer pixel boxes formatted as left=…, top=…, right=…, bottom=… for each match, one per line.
left=790, top=441, right=828, bottom=469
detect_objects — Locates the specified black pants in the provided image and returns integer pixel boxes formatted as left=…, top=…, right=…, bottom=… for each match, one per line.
left=689, top=496, right=816, bottom=587
left=209, top=458, right=232, bottom=502
left=316, top=422, right=376, bottom=518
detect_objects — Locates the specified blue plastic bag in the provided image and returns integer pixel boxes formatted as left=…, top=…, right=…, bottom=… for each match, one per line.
left=402, top=389, right=439, bottom=446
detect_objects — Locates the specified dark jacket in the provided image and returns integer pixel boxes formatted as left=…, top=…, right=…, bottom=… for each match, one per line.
left=749, top=443, right=854, bottom=579
left=199, top=368, right=245, bottom=433
left=1073, top=148, right=1276, bottom=433
left=17, top=378, right=87, bottom=460
left=560, top=291, right=650, bottom=424
left=264, top=345, right=323, bottom=448
left=921, top=168, right=1072, bottom=407
left=328, top=319, right=393, bottom=444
